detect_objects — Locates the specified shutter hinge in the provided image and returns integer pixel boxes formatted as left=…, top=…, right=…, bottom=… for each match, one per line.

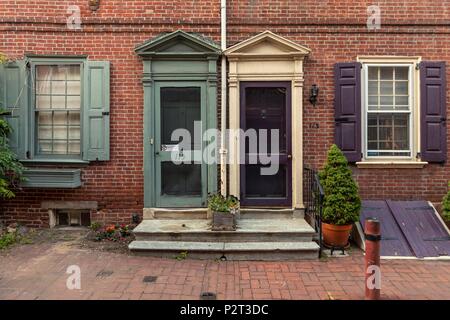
left=416, top=152, right=421, bottom=159
left=415, top=63, right=420, bottom=70
left=361, top=152, right=363, bottom=159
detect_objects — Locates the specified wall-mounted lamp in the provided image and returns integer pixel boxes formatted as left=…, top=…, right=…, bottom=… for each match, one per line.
left=89, top=0, right=100, bottom=11
left=309, top=84, right=319, bottom=107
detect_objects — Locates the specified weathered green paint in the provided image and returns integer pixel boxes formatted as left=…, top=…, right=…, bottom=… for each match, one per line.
left=83, top=61, right=110, bottom=161
left=0, top=60, right=28, bottom=159
left=154, top=81, right=207, bottom=207
left=136, top=30, right=220, bottom=208
left=21, top=168, right=82, bottom=188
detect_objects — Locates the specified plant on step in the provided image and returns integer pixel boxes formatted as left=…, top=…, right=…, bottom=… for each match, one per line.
left=207, top=193, right=239, bottom=213
left=319, top=144, right=361, bottom=226
left=442, top=181, right=450, bottom=222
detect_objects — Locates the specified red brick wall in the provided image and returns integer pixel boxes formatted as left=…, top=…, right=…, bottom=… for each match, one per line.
left=0, top=1, right=449, bottom=227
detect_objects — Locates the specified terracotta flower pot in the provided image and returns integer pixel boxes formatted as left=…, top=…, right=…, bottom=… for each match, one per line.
left=322, top=222, right=352, bottom=247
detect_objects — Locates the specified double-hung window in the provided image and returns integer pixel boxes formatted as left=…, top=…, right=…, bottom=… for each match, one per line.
left=363, top=63, right=414, bottom=159
left=0, top=57, right=110, bottom=164
left=34, top=64, right=82, bottom=159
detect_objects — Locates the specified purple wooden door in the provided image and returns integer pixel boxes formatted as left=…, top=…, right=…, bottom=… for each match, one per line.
left=240, top=82, right=292, bottom=207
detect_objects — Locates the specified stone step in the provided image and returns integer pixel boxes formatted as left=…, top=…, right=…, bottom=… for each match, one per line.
left=144, top=208, right=207, bottom=220
left=132, top=218, right=316, bottom=242
left=129, top=240, right=320, bottom=260
left=143, top=208, right=303, bottom=220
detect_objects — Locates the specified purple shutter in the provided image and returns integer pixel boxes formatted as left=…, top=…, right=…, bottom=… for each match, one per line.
left=334, top=62, right=362, bottom=162
left=420, top=61, right=447, bottom=163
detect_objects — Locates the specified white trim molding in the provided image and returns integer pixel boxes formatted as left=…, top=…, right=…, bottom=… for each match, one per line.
left=224, top=31, right=310, bottom=210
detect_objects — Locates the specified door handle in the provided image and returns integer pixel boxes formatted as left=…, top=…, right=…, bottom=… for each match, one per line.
left=155, top=152, right=160, bottom=155
left=287, top=154, right=292, bottom=159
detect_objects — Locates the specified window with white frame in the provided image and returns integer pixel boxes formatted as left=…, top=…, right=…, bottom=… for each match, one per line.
left=34, top=64, right=82, bottom=157
left=364, top=64, right=413, bottom=158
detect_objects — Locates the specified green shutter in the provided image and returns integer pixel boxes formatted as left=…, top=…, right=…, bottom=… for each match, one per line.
left=83, top=61, right=110, bottom=161
left=0, top=60, right=28, bottom=159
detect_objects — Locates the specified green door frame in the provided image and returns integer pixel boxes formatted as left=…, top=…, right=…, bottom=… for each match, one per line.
left=154, top=81, right=207, bottom=207
left=135, top=30, right=220, bottom=208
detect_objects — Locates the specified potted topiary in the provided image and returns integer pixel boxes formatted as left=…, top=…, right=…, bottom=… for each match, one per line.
left=442, top=182, right=450, bottom=228
left=208, top=193, right=239, bottom=231
left=319, top=144, right=361, bottom=247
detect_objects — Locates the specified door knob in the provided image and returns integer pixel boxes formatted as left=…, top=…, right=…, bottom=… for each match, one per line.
left=155, top=152, right=160, bottom=155
left=287, top=154, right=292, bottom=159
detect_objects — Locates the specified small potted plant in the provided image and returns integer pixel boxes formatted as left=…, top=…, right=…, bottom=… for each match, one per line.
left=319, top=144, right=361, bottom=247
left=442, top=182, right=450, bottom=228
left=208, top=193, right=239, bottom=231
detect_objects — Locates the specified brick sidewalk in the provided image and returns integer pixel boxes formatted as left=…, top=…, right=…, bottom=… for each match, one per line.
left=0, top=241, right=449, bottom=300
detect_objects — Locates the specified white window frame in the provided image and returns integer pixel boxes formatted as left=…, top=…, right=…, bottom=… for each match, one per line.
left=359, top=57, right=421, bottom=163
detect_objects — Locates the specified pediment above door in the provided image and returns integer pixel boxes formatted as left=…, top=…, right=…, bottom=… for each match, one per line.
left=135, top=30, right=221, bottom=58
left=225, top=30, right=311, bottom=59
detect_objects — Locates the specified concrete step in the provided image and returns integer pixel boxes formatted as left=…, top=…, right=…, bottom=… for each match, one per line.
left=143, top=208, right=303, bottom=220
left=129, top=240, right=320, bottom=260
left=144, top=208, right=207, bottom=220
left=132, top=218, right=316, bottom=242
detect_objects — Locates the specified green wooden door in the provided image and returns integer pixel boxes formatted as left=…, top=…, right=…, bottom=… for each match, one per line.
left=154, top=82, right=207, bottom=207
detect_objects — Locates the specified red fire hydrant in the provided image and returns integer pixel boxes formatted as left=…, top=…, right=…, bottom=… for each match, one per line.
left=364, top=218, right=381, bottom=300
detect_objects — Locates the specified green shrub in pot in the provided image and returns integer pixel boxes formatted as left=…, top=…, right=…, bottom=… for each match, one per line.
left=319, top=144, right=361, bottom=246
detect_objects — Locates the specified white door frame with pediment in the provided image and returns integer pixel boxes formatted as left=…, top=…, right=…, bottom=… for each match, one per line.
left=224, top=31, right=311, bottom=212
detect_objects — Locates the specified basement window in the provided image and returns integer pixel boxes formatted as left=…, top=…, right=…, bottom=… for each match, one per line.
left=56, top=209, right=91, bottom=227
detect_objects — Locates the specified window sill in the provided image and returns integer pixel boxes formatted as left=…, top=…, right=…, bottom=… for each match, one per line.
left=20, top=159, right=89, bottom=165
left=356, top=161, right=428, bottom=169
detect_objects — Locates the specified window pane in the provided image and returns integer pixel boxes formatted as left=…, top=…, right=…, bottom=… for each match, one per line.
left=160, top=87, right=201, bottom=149
left=380, top=67, right=394, bottom=80
left=69, top=127, right=80, bottom=139
left=36, top=81, right=50, bottom=94
left=367, top=113, right=410, bottom=156
left=161, top=163, right=201, bottom=196
left=368, top=67, right=378, bottom=80
left=395, top=81, right=408, bottom=95
left=367, top=65, right=410, bottom=111
left=68, top=112, right=80, bottom=125
left=36, top=66, right=51, bottom=81
left=368, top=81, right=378, bottom=95
left=38, top=126, right=52, bottom=139
left=395, top=67, right=409, bottom=80
left=67, top=81, right=81, bottom=95
left=34, top=65, right=81, bottom=156
left=395, top=96, right=408, bottom=106
left=67, top=96, right=81, bottom=109
left=68, top=141, right=81, bottom=154
left=52, top=95, right=66, bottom=109
left=380, top=96, right=393, bottom=106
left=36, top=95, right=50, bottom=109
left=52, top=81, right=65, bottom=94
left=380, top=81, right=393, bottom=95
left=368, top=96, right=378, bottom=106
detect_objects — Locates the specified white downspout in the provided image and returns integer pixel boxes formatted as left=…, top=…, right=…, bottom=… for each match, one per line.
left=220, top=0, right=227, bottom=196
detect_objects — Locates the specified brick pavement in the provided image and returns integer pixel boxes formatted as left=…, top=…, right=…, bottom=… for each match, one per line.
left=0, top=241, right=449, bottom=300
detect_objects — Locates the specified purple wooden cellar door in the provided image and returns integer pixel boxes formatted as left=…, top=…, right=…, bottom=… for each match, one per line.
left=239, top=82, right=292, bottom=207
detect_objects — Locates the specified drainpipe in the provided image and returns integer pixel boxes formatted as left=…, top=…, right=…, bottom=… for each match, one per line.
left=220, top=0, right=227, bottom=196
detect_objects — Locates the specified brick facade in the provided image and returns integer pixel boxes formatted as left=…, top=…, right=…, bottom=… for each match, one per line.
left=0, top=0, right=449, bottom=227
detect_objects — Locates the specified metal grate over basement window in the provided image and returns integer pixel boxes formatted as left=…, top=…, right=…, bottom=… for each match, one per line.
left=56, top=210, right=90, bottom=227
